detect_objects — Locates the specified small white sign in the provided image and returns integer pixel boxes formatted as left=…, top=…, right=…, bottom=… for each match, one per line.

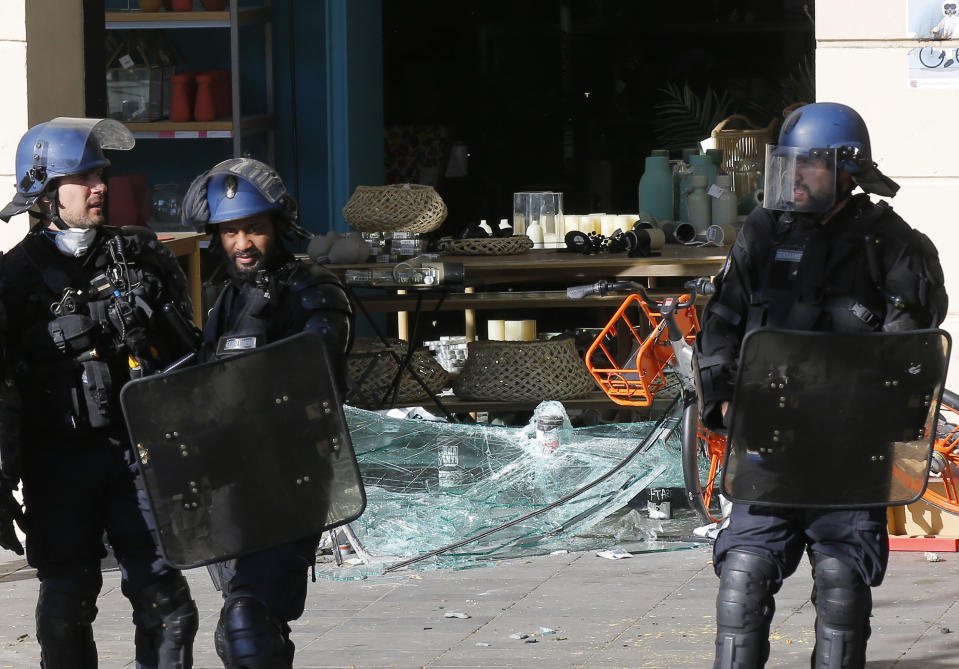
left=707, top=184, right=726, bottom=199
left=119, top=54, right=135, bottom=70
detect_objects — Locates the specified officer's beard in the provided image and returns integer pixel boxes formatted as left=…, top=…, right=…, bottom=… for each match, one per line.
left=225, top=242, right=282, bottom=283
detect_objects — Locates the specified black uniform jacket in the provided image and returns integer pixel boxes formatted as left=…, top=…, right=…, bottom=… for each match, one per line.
left=695, top=194, right=947, bottom=431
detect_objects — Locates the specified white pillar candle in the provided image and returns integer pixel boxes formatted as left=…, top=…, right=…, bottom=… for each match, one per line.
left=600, top=215, right=615, bottom=237
left=588, top=213, right=605, bottom=235
left=615, top=214, right=632, bottom=233
left=487, top=319, right=505, bottom=341
left=513, top=213, right=526, bottom=235
left=505, top=320, right=523, bottom=341
left=543, top=232, right=559, bottom=248
left=520, top=320, right=537, bottom=341
left=564, top=215, right=581, bottom=236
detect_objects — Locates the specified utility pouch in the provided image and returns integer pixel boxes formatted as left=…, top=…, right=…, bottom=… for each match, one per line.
left=79, top=360, right=114, bottom=429
left=48, top=314, right=98, bottom=355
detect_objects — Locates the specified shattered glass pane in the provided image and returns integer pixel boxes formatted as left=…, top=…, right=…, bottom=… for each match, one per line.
left=326, top=399, right=707, bottom=576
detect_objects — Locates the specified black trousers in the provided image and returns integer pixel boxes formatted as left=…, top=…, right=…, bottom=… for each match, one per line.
left=713, top=503, right=889, bottom=590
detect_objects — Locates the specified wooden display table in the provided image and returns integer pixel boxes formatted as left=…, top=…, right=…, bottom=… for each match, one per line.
left=328, top=246, right=729, bottom=340
left=159, top=232, right=204, bottom=326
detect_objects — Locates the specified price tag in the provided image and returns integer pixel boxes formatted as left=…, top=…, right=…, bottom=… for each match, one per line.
left=119, top=54, right=135, bottom=70
left=707, top=184, right=726, bottom=199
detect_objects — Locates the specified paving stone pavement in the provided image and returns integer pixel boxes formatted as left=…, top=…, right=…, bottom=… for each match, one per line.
left=1, top=545, right=957, bottom=668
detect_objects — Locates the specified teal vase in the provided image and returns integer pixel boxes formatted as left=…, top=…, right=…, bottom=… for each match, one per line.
left=638, top=155, right=673, bottom=222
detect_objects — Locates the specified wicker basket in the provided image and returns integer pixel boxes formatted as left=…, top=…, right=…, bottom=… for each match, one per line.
left=711, top=115, right=779, bottom=194
left=342, top=184, right=448, bottom=233
left=452, top=337, right=594, bottom=402
left=438, top=235, right=534, bottom=256
left=346, top=338, right=449, bottom=408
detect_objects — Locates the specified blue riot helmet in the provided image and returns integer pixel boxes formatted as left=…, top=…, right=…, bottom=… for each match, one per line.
left=763, top=102, right=899, bottom=213
left=0, top=117, right=134, bottom=223
left=182, top=157, right=310, bottom=239
left=207, top=172, right=280, bottom=224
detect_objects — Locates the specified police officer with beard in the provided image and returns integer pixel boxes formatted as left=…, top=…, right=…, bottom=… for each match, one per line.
left=0, top=118, right=200, bottom=668
left=182, top=158, right=353, bottom=668
left=695, top=103, right=948, bottom=669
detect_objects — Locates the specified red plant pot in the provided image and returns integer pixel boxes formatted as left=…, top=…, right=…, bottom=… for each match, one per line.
left=193, top=73, right=217, bottom=122
left=169, top=73, right=196, bottom=122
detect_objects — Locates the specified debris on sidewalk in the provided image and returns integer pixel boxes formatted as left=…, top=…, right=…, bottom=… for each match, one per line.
left=444, top=611, right=471, bottom=619
left=596, top=548, right=633, bottom=560
left=925, top=551, right=945, bottom=562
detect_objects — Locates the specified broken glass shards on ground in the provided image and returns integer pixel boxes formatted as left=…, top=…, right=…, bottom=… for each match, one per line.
left=329, top=399, right=704, bottom=575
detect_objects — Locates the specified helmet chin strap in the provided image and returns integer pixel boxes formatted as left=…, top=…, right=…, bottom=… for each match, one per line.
left=47, top=188, right=69, bottom=230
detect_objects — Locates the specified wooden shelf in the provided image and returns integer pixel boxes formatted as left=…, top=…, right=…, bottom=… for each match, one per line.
left=105, top=8, right=270, bottom=30
left=122, top=115, right=272, bottom=139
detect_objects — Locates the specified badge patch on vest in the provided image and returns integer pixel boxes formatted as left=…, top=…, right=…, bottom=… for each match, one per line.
left=774, top=247, right=803, bottom=263
left=216, top=334, right=263, bottom=358
left=223, top=336, right=256, bottom=351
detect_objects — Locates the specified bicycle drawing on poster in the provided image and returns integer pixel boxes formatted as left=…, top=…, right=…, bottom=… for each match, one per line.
left=909, top=0, right=959, bottom=87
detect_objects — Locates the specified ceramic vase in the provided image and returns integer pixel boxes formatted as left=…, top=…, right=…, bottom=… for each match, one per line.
left=638, top=155, right=673, bottom=222
left=193, top=73, right=216, bottom=121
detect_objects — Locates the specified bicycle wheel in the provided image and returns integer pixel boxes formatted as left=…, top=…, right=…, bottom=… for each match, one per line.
left=922, top=388, right=959, bottom=515
left=919, top=46, right=945, bottom=68
left=681, top=400, right=727, bottom=524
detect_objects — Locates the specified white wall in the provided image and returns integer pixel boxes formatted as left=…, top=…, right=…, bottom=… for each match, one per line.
left=817, top=1, right=959, bottom=386
left=0, top=1, right=30, bottom=251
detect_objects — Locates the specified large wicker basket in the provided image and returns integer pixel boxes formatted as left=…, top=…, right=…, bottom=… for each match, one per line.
left=711, top=115, right=778, bottom=194
left=452, top=337, right=594, bottom=402
left=438, top=235, right=533, bottom=256
left=346, top=338, right=449, bottom=408
left=342, top=184, right=448, bottom=233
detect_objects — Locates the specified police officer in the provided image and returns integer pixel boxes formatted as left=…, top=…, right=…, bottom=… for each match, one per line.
left=182, top=158, right=354, bottom=668
left=0, top=118, right=200, bottom=667
left=695, top=103, right=948, bottom=668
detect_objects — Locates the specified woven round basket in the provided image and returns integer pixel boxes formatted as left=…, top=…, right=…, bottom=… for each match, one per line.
left=452, top=337, right=594, bottom=402
left=346, top=338, right=450, bottom=408
left=438, top=235, right=534, bottom=256
left=342, top=184, right=448, bottom=233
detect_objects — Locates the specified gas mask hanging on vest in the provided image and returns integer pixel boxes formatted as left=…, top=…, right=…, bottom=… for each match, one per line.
left=49, top=227, right=98, bottom=257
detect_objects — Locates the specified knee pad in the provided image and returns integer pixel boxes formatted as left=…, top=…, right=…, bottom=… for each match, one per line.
left=35, top=575, right=101, bottom=669
left=217, top=595, right=293, bottom=669
left=131, top=572, right=198, bottom=669
left=714, top=549, right=778, bottom=669
left=811, top=553, right=871, bottom=669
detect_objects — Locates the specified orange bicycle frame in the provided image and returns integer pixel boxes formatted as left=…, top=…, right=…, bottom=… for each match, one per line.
left=584, top=293, right=701, bottom=406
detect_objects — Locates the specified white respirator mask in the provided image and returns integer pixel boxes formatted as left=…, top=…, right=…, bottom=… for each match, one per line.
left=51, top=227, right=98, bottom=257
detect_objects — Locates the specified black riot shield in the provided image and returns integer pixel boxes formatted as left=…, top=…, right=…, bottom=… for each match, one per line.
left=722, top=328, right=950, bottom=508
left=120, top=332, right=366, bottom=568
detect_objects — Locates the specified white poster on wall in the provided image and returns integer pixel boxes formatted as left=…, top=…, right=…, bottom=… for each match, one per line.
left=908, top=0, right=959, bottom=87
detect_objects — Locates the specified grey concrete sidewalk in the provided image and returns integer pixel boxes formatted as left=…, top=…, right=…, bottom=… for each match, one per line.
left=1, top=545, right=957, bottom=668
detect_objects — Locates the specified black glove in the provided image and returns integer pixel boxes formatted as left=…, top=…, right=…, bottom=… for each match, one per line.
left=0, top=480, right=25, bottom=556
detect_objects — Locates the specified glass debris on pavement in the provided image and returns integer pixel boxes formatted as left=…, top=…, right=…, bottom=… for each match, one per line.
left=321, top=400, right=705, bottom=577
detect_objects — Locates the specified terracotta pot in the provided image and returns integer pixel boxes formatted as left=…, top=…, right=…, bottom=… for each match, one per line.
left=138, top=0, right=164, bottom=10
left=193, top=73, right=216, bottom=122
left=169, top=73, right=196, bottom=122
left=170, top=0, right=193, bottom=11
left=201, top=0, right=228, bottom=9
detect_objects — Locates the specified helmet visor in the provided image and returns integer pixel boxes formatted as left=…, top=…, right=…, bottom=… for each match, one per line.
left=34, top=118, right=134, bottom=176
left=763, top=145, right=837, bottom=213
